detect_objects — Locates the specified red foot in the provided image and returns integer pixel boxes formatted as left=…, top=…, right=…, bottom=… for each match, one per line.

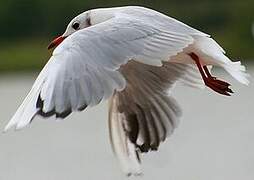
left=189, top=53, right=233, bottom=96
left=204, top=77, right=233, bottom=96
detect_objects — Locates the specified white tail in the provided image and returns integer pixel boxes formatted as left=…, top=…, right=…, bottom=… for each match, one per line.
left=223, top=61, right=250, bottom=85
left=191, top=36, right=250, bottom=85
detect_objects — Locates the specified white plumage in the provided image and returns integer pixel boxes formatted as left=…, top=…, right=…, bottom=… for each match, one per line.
left=5, top=6, right=249, bottom=176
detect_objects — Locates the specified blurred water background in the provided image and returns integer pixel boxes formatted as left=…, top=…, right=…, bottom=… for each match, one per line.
left=0, top=0, right=253, bottom=179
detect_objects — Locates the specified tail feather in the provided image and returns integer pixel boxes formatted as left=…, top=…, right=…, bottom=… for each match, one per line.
left=191, top=36, right=250, bottom=85
left=223, top=61, right=250, bottom=85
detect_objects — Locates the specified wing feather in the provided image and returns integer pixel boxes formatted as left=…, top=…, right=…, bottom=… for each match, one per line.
left=5, top=12, right=205, bottom=131
left=108, top=61, right=197, bottom=175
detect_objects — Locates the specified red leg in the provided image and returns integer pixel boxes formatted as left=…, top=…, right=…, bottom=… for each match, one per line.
left=189, top=53, right=207, bottom=80
left=189, top=53, right=233, bottom=96
left=203, top=66, right=214, bottom=79
left=203, top=65, right=232, bottom=88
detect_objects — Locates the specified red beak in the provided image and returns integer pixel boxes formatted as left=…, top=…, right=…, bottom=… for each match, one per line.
left=48, top=36, right=66, bottom=50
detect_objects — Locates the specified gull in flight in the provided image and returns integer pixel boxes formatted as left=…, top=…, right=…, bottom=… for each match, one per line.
left=5, top=6, right=249, bottom=176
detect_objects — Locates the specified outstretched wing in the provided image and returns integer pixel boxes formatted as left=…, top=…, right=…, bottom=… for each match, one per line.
left=5, top=13, right=205, bottom=131
left=108, top=61, right=203, bottom=175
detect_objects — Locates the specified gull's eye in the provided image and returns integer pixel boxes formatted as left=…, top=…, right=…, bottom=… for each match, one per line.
left=72, top=22, right=80, bottom=30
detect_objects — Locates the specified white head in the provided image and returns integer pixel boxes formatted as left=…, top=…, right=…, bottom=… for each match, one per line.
left=47, top=8, right=118, bottom=50
left=62, top=11, right=92, bottom=37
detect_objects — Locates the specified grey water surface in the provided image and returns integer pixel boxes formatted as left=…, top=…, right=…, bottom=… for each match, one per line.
left=0, top=68, right=253, bottom=180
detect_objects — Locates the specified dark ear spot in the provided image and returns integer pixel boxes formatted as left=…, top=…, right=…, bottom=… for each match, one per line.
left=86, top=17, right=91, bottom=26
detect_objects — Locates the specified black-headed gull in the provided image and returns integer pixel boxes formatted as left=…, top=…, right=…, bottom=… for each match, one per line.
left=5, top=6, right=249, bottom=176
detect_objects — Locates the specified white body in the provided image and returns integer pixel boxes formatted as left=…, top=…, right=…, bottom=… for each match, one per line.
left=5, top=6, right=249, bottom=176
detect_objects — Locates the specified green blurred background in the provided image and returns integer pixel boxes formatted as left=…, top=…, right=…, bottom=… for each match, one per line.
left=0, top=0, right=253, bottom=73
